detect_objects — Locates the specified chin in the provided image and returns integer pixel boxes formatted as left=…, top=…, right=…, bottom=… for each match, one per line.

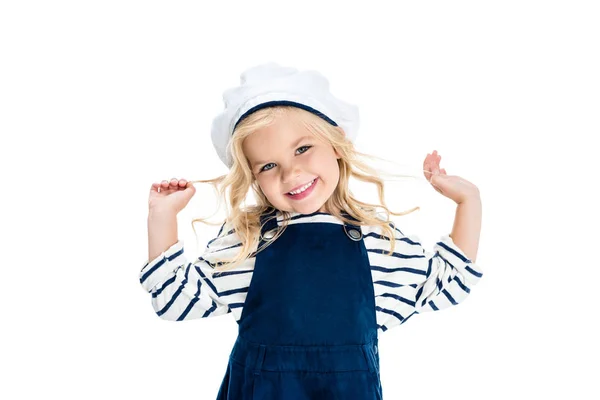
left=274, top=203, right=321, bottom=215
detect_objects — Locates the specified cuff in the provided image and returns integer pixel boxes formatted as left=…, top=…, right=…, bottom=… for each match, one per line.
left=139, top=240, right=186, bottom=292
left=435, top=234, right=484, bottom=286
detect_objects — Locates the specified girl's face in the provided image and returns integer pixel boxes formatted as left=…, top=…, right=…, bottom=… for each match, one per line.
left=243, top=115, right=341, bottom=215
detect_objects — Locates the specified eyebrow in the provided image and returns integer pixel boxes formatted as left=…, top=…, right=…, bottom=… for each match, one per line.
left=251, top=135, right=312, bottom=169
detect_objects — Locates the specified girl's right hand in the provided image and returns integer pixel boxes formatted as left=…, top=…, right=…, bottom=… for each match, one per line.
left=148, top=178, right=196, bottom=215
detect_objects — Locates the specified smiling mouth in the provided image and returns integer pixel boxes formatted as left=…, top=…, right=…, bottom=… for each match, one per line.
left=285, top=178, right=318, bottom=198
left=286, top=178, right=316, bottom=194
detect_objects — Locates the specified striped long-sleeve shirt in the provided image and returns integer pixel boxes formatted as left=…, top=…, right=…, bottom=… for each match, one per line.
left=139, top=211, right=484, bottom=334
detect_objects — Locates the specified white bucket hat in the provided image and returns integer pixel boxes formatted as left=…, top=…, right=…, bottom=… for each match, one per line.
left=210, top=62, right=360, bottom=169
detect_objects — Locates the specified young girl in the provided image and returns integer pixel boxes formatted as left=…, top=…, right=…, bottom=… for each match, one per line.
left=139, top=62, right=484, bottom=399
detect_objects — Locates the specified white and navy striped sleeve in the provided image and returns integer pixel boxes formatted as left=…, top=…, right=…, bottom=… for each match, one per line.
left=139, top=221, right=241, bottom=321
left=366, top=223, right=484, bottom=333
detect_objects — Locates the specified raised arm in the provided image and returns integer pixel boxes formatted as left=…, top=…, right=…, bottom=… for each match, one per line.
left=449, top=195, right=482, bottom=263
left=147, top=209, right=178, bottom=262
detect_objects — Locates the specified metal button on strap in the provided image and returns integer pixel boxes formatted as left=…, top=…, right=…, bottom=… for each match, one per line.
left=262, top=228, right=278, bottom=241
left=348, top=229, right=361, bottom=240
left=344, top=226, right=362, bottom=241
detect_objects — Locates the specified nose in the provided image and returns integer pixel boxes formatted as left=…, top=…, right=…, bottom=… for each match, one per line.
left=281, top=162, right=301, bottom=185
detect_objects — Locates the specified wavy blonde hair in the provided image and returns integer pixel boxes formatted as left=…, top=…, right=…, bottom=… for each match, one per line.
left=187, top=105, right=421, bottom=273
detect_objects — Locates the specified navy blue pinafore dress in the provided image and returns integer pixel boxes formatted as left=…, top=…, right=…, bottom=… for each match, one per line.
left=216, top=208, right=382, bottom=399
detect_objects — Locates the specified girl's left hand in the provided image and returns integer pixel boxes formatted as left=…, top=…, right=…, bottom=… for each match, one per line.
left=423, top=150, right=480, bottom=204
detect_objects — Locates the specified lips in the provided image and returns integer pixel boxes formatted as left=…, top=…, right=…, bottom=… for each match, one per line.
left=284, top=177, right=318, bottom=200
left=286, top=178, right=316, bottom=194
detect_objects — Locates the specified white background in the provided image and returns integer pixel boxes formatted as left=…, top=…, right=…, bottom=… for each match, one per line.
left=1, top=1, right=598, bottom=399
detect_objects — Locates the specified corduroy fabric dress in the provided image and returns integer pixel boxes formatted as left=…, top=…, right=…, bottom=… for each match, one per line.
left=216, top=208, right=383, bottom=399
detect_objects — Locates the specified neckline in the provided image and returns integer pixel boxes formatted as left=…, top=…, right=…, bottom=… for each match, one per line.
left=272, top=208, right=385, bottom=224
left=277, top=210, right=345, bottom=218
left=273, top=210, right=357, bottom=226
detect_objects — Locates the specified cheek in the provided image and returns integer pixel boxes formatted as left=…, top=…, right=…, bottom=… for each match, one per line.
left=306, top=150, right=324, bottom=167
left=256, top=176, right=277, bottom=195
left=313, top=151, right=338, bottom=173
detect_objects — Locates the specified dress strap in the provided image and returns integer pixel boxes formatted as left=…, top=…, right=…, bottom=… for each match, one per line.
left=340, top=211, right=363, bottom=241
left=258, top=207, right=279, bottom=247
left=259, top=208, right=364, bottom=243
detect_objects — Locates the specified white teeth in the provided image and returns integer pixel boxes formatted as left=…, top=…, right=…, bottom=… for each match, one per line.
left=289, top=179, right=315, bottom=195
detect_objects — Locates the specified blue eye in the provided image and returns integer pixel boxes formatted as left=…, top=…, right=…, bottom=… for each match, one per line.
left=260, top=163, right=275, bottom=172
left=260, top=145, right=312, bottom=172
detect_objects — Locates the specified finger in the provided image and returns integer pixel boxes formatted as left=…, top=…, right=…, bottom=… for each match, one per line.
left=172, top=179, right=184, bottom=189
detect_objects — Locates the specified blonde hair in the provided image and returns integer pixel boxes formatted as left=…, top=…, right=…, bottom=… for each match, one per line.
left=187, top=105, right=421, bottom=273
